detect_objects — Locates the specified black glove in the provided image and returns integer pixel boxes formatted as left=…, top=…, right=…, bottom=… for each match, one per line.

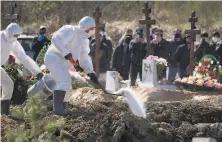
left=75, top=65, right=84, bottom=72
left=36, top=73, right=44, bottom=80
left=87, top=73, right=100, bottom=85
left=64, top=53, right=72, bottom=60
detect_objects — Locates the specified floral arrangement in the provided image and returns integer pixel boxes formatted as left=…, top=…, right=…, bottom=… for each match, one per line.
left=194, top=54, right=221, bottom=79
left=146, top=55, right=168, bottom=81
left=175, top=54, right=222, bottom=91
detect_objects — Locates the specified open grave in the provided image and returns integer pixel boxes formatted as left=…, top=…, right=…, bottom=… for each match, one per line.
left=1, top=85, right=222, bottom=142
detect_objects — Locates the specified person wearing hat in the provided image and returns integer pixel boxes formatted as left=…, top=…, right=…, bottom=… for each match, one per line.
left=150, top=27, right=158, bottom=40
left=175, top=34, right=192, bottom=78
left=209, top=31, right=222, bottom=65
left=129, top=27, right=147, bottom=86
left=151, top=28, right=170, bottom=60
left=32, top=25, right=51, bottom=60
left=118, top=29, right=133, bottom=45
left=167, top=29, right=184, bottom=83
left=89, top=24, right=113, bottom=76
left=194, top=31, right=211, bottom=62
left=111, top=33, right=133, bottom=80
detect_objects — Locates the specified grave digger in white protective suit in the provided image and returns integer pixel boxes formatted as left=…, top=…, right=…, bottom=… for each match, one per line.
left=44, top=16, right=104, bottom=116
left=1, top=23, right=44, bottom=115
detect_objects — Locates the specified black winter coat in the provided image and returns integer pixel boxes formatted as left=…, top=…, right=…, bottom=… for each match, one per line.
left=168, top=40, right=184, bottom=67
left=32, top=35, right=50, bottom=60
left=210, top=41, right=222, bottom=64
left=129, top=40, right=147, bottom=66
left=90, top=37, right=113, bottom=73
left=175, top=44, right=190, bottom=69
left=151, top=39, right=170, bottom=60
left=111, top=42, right=131, bottom=74
left=194, top=41, right=210, bottom=62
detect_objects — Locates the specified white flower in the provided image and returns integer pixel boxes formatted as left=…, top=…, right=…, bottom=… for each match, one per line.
left=210, top=60, right=214, bottom=64
left=217, top=62, right=220, bottom=65
left=219, top=65, right=222, bottom=69
left=207, top=65, right=210, bottom=68
left=198, top=63, right=202, bottom=66
left=195, top=68, right=198, bottom=71
left=213, top=68, right=216, bottom=71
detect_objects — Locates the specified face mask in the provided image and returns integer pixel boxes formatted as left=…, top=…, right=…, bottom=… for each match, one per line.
left=10, top=37, right=17, bottom=43
left=212, top=37, right=219, bottom=43
left=84, top=29, right=95, bottom=38
left=175, top=38, right=181, bottom=42
left=186, top=38, right=191, bottom=44
left=200, top=37, right=208, bottom=43
left=125, top=38, right=131, bottom=44
left=100, top=31, right=105, bottom=37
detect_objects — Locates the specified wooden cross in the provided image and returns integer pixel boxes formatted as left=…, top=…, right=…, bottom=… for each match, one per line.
left=139, top=1, right=155, bottom=55
left=93, top=6, right=102, bottom=76
left=185, top=11, right=201, bottom=75
left=5, top=1, right=19, bottom=23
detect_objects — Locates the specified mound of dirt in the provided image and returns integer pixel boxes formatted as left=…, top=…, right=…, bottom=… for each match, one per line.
left=1, top=87, right=222, bottom=142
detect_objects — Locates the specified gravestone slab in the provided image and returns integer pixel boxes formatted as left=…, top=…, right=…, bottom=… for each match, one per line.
left=141, top=59, right=157, bottom=88
left=105, top=71, right=120, bottom=92
left=192, top=137, right=217, bottom=142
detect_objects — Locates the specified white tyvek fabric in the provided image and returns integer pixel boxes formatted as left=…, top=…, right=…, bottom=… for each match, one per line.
left=44, top=16, right=95, bottom=101
left=0, top=67, right=14, bottom=100
left=1, top=23, right=41, bottom=100
left=1, top=23, right=22, bottom=66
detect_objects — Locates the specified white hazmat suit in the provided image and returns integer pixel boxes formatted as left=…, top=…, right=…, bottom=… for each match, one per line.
left=1, top=23, right=42, bottom=115
left=44, top=16, right=96, bottom=116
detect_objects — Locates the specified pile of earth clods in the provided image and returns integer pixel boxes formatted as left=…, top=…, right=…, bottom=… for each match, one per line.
left=1, top=87, right=222, bottom=142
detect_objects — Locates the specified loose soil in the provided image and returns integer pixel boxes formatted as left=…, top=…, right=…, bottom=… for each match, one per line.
left=1, top=87, right=222, bottom=142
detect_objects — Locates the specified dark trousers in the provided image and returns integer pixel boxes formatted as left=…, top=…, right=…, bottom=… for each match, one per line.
left=178, top=67, right=188, bottom=78
left=130, top=64, right=142, bottom=86
left=118, top=66, right=129, bottom=80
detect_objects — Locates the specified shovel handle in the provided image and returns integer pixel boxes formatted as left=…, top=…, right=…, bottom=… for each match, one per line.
left=69, top=58, right=78, bottom=67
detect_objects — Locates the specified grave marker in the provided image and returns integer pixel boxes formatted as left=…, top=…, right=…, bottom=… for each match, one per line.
left=192, top=137, right=217, bottom=142
left=93, top=6, right=102, bottom=76
left=142, top=59, right=157, bottom=87
left=185, top=11, right=201, bottom=75
left=139, top=1, right=155, bottom=55
left=6, top=1, right=19, bottom=23
left=105, top=71, right=120, bottom=92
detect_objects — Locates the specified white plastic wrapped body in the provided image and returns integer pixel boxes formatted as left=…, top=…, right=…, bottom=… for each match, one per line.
left=27, top=74, right=56, bottom=98
left=109, top=88, right=147, bottom=118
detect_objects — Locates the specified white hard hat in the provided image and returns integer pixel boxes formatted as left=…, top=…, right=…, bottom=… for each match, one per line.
left=78, top=16, right=95, bottom=31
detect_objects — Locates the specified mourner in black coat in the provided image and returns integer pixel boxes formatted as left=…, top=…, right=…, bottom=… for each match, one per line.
left=111, top=35, right=133, bottom=80
left=90, top=29, right=113, bottom=73
left=175, top=34, right=192, bottom=78
left=129, top=28, right=147, bottom=86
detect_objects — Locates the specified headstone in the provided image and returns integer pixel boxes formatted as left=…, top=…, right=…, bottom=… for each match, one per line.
left=192, top=137, right=217, bottom=142
left=105, top=71, right=120, bottom=92
left=141, top=59, right=157, bottom=87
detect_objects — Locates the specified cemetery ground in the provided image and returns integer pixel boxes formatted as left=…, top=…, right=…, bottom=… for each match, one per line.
left=1, top=86, right=222, bottom=142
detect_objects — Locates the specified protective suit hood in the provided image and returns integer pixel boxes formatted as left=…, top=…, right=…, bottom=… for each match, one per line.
left=3, top=23, right=22, bottom=43
left=77, top=16, right=95, bottom=38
